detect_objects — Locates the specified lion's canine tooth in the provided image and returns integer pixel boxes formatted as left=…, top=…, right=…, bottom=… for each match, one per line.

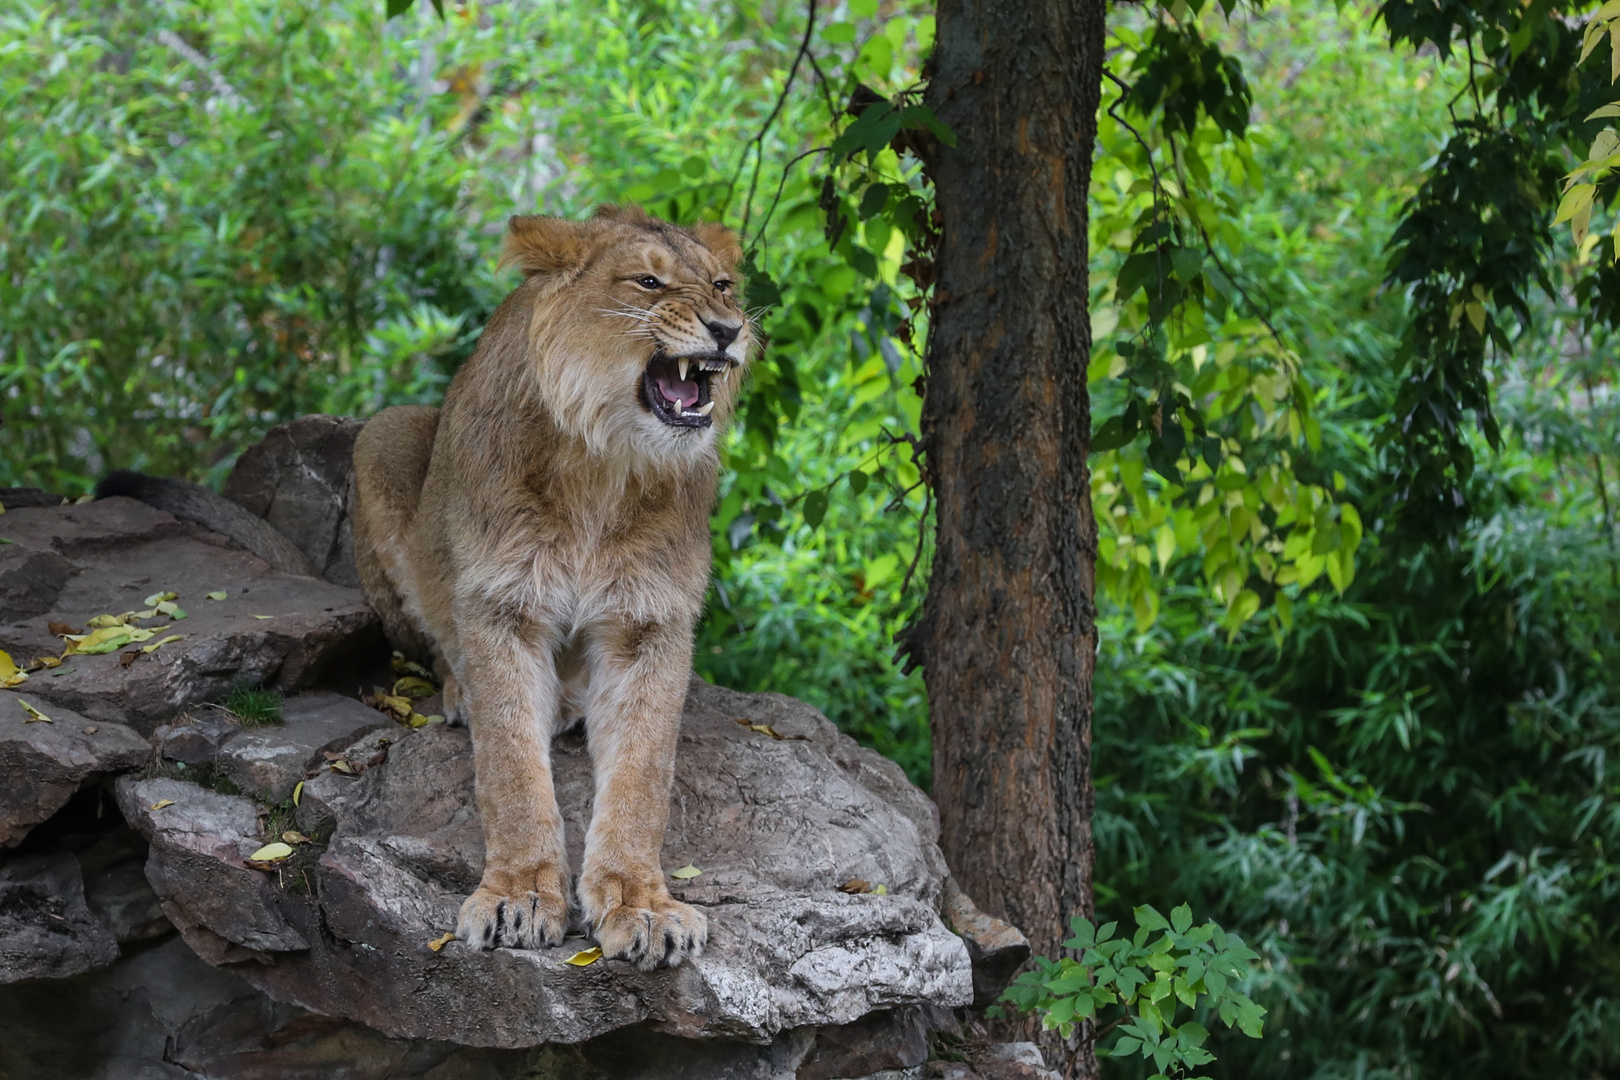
left=678, top=358, right=689, bottom=381
left=695, top=401, right=715, bottom=416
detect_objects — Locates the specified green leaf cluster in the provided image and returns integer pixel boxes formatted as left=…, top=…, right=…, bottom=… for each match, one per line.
left=991, top=906, right=1264, bottom=1078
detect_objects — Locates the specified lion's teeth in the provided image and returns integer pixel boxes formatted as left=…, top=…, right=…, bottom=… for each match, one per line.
left=695, top=401, right=715, bottom=416
left=678, top=359, right=689, bottom=381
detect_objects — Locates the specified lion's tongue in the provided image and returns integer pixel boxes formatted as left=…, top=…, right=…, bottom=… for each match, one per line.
left=656, top=375, right=699, bottom=409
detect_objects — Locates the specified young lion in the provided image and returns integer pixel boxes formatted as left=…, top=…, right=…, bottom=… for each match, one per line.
left=351, top=206, right=750, bottom=969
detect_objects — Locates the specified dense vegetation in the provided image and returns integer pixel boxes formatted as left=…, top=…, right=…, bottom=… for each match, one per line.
left=4, top=0, right=1617, bottom=1077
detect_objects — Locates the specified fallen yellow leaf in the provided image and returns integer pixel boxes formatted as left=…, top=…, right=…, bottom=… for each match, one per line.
left=252, top=615, right=274, bottom=620
left=565, top=947, right=603, bottom=966
left=143, top=591, right=178, bottom=606
left=86, top=613, right=130, bottom=629
left=64, top=625, right=135, bottom=655
left=0, top=649, right=28, bottom=688
left=282, top=830, right=312, bottom=845
left=141, top=634, right=185, bottom=653
left=83, top=726, right=97, bottom=734
left=671, top=863, right=703, bottom=880
left=428, top=932, right=456, bottom=952
left=125, top=626, right=157, bottom=643
left=149, top=798, right=175, bottom=811
left=873, top=884, right=889, bottom=896
left=154, top=601, right=186, bottom=621
left=206, top=591, right=228, bottom=601
left=31, top=655, right=61, bottom=670
left=393, top=675, right=437, bottom=700
left=329, top=759, right=356, bottom=775
left=19, top=698, right=51, bottom=723
left=292, top=780, right=305, bottom=806
left=247, top=841, right=293, bottom=865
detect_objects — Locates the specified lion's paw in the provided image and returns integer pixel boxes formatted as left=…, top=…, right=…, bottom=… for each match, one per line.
left=441, top=672, right=469, bottom=727
left=456, top=882, right=568, bottom=950
left=590, top=895, right=708, bottom=970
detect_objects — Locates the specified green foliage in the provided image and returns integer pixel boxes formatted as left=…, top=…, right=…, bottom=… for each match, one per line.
left=992, top=907, right=1265, bottom=1078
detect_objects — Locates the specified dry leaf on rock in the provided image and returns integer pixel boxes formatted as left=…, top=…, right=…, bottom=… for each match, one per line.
left=392, top=676, right=436, bottom=700
left=30, top=655, right=61, bottom=670
left=247, top=842, right=293, bottom=866
left=0, top=649, right=28, bottom=688
left=840, top=878, right=871, bottom=894
left=47, top=621, right=82, bottom=637
left=86, top=613, right=129, bottom=629
left=565, top=947, right=603, bottom=966
left=292, top=780, right=305, bottom=806
left=282, top=830, right=312, bottom=845
left=119, top=650, right=139, bottom=669
left=428, top=932, right=456, bottom=952
left=731, top=716, right=809, bottom=741
left=18, top=698, right=51, bottom=723
left=83, top=726, right=97, bottom=734
left=149, top=799, right=175, bottom=811
left=671, top=863, right=703, bottom=880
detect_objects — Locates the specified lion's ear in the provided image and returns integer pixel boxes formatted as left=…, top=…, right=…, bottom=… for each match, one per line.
left=501, top=215, right=595, bottom=278
left=689, top=222, right=743, bottom=270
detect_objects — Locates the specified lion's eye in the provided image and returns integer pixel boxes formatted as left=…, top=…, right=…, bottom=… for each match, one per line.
left=635, top=275, right=663, bottom=290
left=714, top=279, right=731, bottom=292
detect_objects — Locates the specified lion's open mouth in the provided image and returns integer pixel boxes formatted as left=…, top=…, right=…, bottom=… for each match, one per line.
left=642, top=352, right=729, bottom=429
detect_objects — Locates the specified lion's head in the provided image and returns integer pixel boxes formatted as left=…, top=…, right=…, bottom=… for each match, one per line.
left=500, top=205, right=753, bottom=466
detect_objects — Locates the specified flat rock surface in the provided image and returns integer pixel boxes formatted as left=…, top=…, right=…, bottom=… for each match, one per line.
left=0, top=850, right=119, bottom=983
left=119, top=677, right=973, bottom=1049
left=216, top=691, right=393, bottom=803
left=223, top=414, right=366, bottom=587
left=0, top=691, right=150, bottom=847
left=0, top=499, right=382, bottom=732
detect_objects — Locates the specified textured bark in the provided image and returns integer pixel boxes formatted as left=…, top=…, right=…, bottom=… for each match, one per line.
left=918, top=0, right=1105, bottom=1000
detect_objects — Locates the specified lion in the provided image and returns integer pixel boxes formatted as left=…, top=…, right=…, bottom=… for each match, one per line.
left=350, top=205, right=751, bottom=969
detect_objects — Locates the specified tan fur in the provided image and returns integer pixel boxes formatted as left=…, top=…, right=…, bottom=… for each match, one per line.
left=352, top=206, right=751, bottom=968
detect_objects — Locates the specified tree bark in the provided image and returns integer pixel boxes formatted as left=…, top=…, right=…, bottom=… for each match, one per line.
left=915, top=0, right=1105, bottom=1062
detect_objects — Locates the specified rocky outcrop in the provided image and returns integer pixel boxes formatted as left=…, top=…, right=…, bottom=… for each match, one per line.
left=0, top=435, right=1037, bottom=1078
left=118, top=677, right=974, bottom=1048
left=0, top=498, right=381, bottom=732
left=223, top=414, right=366, bottom=587
left=0, top=690, right=150, bottom=846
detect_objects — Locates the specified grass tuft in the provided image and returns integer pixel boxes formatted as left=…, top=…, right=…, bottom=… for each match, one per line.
left=226, top=686, right=283, bottom=728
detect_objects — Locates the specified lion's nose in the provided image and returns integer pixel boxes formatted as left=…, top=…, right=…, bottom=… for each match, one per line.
left=706, top=321, right=741, bottom=351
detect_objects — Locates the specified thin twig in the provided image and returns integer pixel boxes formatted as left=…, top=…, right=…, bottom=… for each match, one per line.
left=749, top=145, right=833, bottom=254
left=897, top=482, right=932, bottom=598
left=1102, top=68, right=1169, bottom=317
left=725, top=0, right=818, bottom=231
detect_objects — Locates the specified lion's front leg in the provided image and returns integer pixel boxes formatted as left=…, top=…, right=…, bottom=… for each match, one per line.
left=453, top=602, right=571, bottom=950
left=578, top=617, right=708, bottom=970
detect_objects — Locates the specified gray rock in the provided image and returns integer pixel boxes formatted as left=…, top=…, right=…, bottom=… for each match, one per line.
left=215, top=692, right=392, bottom=803
left=0, top=499, right=383, bottom=733
left=115, top=776, right=309, bottom=958
left=153, top=712, right=240, bottom=765
left=941, top=878, right=1031, bottom=1007
left=797, top=1007, right=938, bottom=1080
left=223, top=414, right=367, bottom=587
left=0, top=934, right=929, bottom=1080
left=0, top=691, right=151, bottom=847
left=120, top=678, right=973, bottom=1049
left=0, top=850, right=119, bottom=983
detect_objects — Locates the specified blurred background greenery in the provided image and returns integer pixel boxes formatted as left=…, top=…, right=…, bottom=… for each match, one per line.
left=3, top=0, right=1617, bottom=1075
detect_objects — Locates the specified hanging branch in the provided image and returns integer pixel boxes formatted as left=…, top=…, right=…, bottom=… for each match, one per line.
left=723, top=0, right=819, bottom=234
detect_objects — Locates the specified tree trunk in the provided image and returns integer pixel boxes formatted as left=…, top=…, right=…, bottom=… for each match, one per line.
left=915, top=0, right=1105, bottom=1065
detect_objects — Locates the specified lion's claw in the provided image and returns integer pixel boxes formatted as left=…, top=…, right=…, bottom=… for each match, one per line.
left=592, top=898, right=708, bottom=970
left=457, top=886, right=568, bottom=950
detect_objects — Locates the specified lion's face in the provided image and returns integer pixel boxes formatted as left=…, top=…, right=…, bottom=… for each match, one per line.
left=503, top=208, right=752, bottom=466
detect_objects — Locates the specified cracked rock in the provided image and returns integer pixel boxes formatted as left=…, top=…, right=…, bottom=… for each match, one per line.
left=214, top=691, right=392, bottom=803
left=0, top=691, right=150, bottom=847
left=120, top=677, right=973, bottom=1049
left=223, top=414, right=367, bottom=587
left=0, top=499, right=383, bottom=733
